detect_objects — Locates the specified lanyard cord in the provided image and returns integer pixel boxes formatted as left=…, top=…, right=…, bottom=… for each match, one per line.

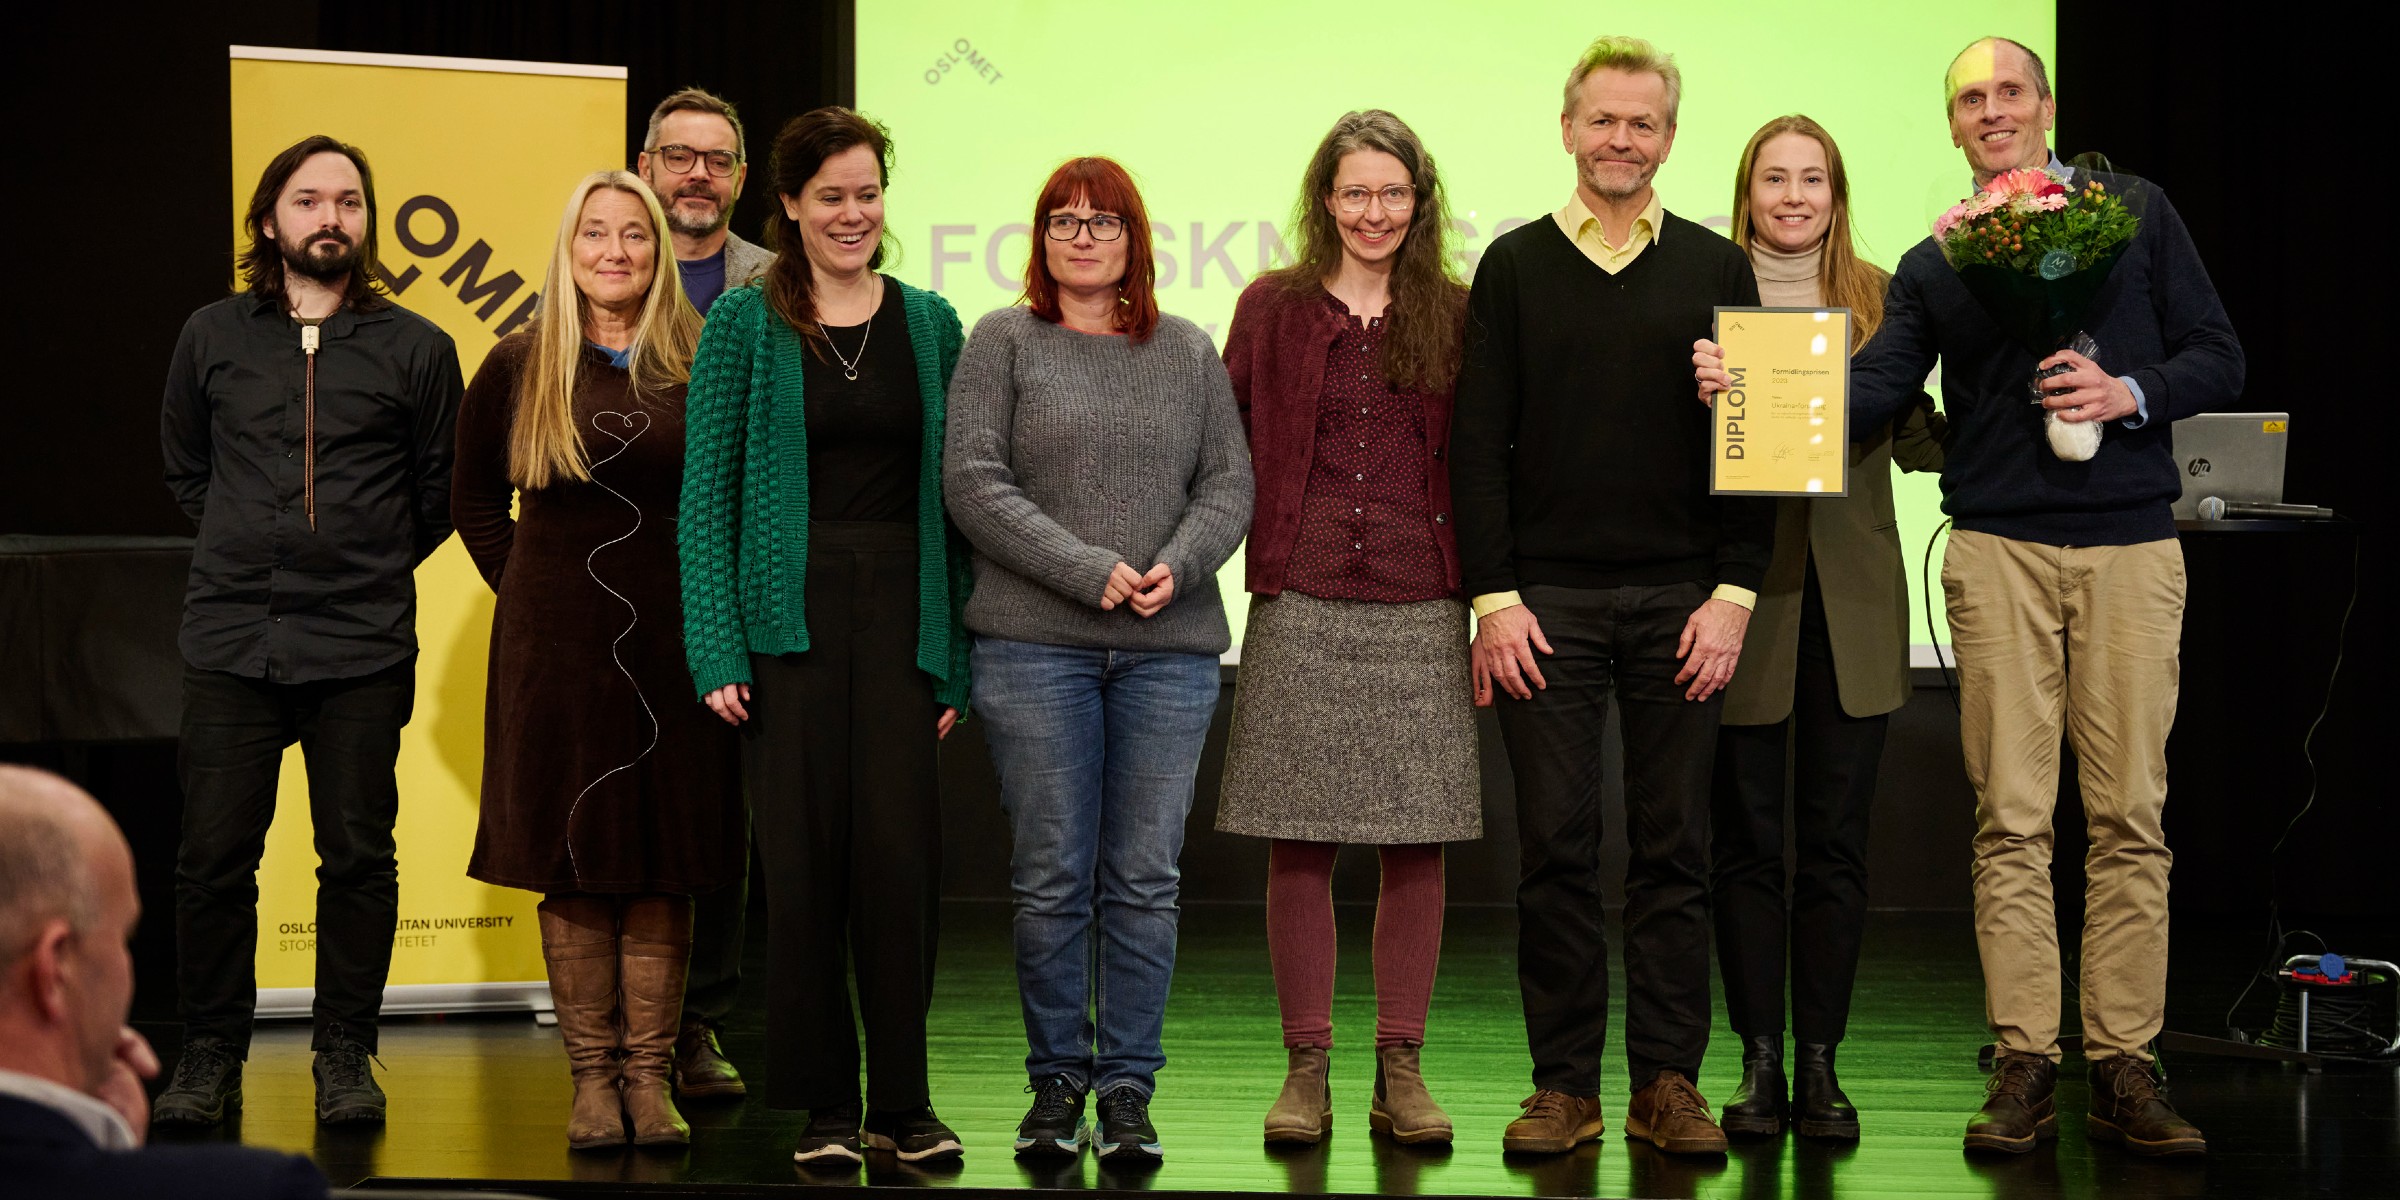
left=301, top=323, right=319, bottom=531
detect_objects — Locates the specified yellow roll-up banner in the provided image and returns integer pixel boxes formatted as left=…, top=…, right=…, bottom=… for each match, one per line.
left=228, top=46, right=626, bottom=1015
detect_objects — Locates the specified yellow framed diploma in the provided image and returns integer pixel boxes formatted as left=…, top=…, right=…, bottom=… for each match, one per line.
left=1711, top=307, right=1851, bottom=496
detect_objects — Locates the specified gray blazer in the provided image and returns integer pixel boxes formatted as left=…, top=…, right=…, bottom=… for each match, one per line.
left=723, top=230, right=773, bottom=288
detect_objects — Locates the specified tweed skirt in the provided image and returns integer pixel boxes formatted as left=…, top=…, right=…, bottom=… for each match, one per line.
left=1215, top=591, right=1482, bottom=844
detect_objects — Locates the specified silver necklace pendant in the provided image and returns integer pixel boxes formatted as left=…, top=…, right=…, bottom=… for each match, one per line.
left=843, top=365, right=858, bottom=381
left=819, top=311, right=873, bottom=383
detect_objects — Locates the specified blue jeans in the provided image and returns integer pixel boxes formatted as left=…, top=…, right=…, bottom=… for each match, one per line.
left=972, top=637, right=1223, bottom=1098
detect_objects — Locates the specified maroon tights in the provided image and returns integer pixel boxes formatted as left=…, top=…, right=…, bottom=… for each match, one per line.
left=1266, top=839, right=1445, bottom=1049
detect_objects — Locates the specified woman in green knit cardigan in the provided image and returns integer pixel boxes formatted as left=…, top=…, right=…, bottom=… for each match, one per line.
left=675, top=107, right=973, bottom=1166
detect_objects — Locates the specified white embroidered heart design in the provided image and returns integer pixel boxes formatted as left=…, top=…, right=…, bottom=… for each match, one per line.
left=591, top=410, right=651, bottom=447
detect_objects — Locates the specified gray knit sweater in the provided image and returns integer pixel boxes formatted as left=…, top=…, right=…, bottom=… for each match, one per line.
left=942, top=306, right=1254, bottom=654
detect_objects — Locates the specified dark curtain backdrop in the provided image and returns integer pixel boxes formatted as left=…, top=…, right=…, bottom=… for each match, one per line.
left=8, top=3, right=2388, bottom=920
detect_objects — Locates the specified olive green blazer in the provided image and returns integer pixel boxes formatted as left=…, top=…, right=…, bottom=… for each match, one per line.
left=1721, top=401, right=1944, bottom=725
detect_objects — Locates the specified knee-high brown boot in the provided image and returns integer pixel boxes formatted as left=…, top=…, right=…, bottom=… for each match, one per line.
left=539, top=895, right=626, bottom=1149
left=619, top=894, right=693, bottom=1146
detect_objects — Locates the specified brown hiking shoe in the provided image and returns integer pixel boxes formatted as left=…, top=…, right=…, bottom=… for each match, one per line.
left=2088, top=1055, right=2206, bottom=1157
left=1263, top=1046, right=1332, bottom=1144
left=1963, top=1050, right=2057, bottom=1154
left=1501, top=1089, right=1605, bottom=1154
left=1625, top=1071, right=1728, bottom=1155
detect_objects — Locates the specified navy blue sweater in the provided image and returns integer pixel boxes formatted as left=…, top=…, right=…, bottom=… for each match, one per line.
left=1851, top=177, right=2243, bottom=545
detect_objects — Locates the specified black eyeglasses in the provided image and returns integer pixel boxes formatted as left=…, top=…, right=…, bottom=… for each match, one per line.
left=1045, top=214, right=1128, bottom=242
left=651, top=144, right=741, bottom=178
left=1333, top=185, right=1416, bottom=213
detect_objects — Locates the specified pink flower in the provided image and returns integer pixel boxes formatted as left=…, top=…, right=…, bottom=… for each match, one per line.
left=2032, top=192, right=2070, bottom=212
left=1935, top=201, right=1971, bottom=237
left=1984, top=167, right=2056, bottom=198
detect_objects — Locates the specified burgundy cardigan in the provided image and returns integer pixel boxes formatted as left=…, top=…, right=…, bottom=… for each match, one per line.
left=1221, top=277, right=1465, bottom=597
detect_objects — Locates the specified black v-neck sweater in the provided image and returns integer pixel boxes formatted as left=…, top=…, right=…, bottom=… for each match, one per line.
left=1448, top=211, right=1773, bottom=597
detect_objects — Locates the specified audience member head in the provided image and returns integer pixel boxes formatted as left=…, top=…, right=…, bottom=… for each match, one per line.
left=1560, top=35, right=1680, bottom=204
left=238, top=135, right=390, bottom=312
left=1022, top=156, right=1158, bottom=342
left=1731, top=114, right=1885, bottom=350
left=1946, top=36, right=2056, bottom=184
left=513, top=171, right=702, bottom=489
left=637, top=87, right=749, bottom=248
left=0, top=767, right=139, bottom=1096
left=1269, top=109, right=1463, bottom=390
left=762, top=107, right=893, bottom=347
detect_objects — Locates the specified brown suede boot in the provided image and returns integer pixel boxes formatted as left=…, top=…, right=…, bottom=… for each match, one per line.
left=619, top=895, right=694, bottom=1147
left=1369, top=1042, right=1452, bottom=1145
left=1625, top=1071, right=1729, bottom=1155
left=538, top=896, right=626, bottom=1150
left=2087, top=1055, right=2205, bottom=1157
left=1263, top=1045, right=1332, bottom=1144
left=1963, top=1050, right=2057, bottom=1154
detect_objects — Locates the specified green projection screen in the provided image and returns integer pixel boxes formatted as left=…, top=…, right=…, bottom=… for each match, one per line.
left=860, top=2, right=2057, bottom=655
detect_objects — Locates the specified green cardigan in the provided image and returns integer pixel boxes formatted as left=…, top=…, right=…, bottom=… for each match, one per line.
left=678, top=278, right=973, bottom=710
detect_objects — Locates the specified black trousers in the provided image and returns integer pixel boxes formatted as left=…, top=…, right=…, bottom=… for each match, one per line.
left=743, top=522, right=942, bottom=1111
left=1711, top=559, right=1885, bottom=1044
left=1499, top=580, right=1722, bottom=1093
left=174, top=658, right=414, bottom=1054
left=683, top=821, right=750, bottom=1029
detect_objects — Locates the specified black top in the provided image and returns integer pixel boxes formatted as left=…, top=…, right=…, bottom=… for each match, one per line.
left=0, top=1093, right=331, bottom=1200
left=1449, top=211, right=1774, bottom=597
left=802, top=276, right=921, bottom=523
left=1852, top=175, right=2244, bottom=545
left=160, top=292, right=464, bottom=683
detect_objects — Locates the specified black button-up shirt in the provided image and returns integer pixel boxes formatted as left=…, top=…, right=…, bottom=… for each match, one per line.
left=160, top=293, right=464, bottom=683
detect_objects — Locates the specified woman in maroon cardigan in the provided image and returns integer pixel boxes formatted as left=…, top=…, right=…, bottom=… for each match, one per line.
left=1214, top=110, right=1476, bottom=1147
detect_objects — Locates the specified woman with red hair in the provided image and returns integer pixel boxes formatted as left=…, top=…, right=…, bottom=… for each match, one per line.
left=943, top=156, right=1253, bottom=1164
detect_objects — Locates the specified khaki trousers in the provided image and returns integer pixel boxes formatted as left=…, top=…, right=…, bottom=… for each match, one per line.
left=1939, top=529, right=2185, bottom=1063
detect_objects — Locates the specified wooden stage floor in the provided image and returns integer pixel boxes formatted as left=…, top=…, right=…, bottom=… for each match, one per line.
left=147, top=902, right=2397, bottom=1199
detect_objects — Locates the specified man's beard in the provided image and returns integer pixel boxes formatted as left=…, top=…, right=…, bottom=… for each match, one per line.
left=1579, top=154, right=1655, bottom=202
left=279, top=230, right=358, bottom=283
left=662, top=187, right=732, bottom=239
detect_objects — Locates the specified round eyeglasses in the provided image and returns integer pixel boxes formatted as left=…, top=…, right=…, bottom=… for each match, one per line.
left=1333, top=185, right=1416, bottom=213
left=651, top=144, right=741, bottom=178
left=1045, top=214, right=1128, bottom=241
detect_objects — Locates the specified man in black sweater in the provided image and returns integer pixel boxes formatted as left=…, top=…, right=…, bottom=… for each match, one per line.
left=1699, top=37, right=2240, bottom=1159
left=1451, top=34, right=1771, bottom=1159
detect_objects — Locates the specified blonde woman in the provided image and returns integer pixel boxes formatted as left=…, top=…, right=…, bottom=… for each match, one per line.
left=451, top=170, right=742, bottom=1150
left=1705, top=115, right=1942, bottom=1143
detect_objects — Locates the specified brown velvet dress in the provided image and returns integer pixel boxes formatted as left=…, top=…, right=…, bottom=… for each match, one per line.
left=453, top=333, right=743, bottom=894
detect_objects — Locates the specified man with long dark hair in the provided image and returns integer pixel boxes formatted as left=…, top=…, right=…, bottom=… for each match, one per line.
left=153, top=134, right=462, bottom=1129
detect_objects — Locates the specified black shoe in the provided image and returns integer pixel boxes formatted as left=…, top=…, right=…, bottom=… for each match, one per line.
left=312, top=1027, right=385, bottom=1125
left=793, top=1105, right=864, bottom=1164
left=153, top=1037, right=243, bottom=1128
left=1014, top=1075, right=1088, bottom=1158
left=1794, top=1042, right=1860, bottom=1140
left=1720, top=1034, right=1787, bottom=1138
left=1094, top=1086, right=1162, bottom=1162
left=865, top=1106, right=964, bottom=1162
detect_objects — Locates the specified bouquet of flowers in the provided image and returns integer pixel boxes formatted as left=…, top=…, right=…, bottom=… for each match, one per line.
left=1934, top=163, right=2141, bottom=460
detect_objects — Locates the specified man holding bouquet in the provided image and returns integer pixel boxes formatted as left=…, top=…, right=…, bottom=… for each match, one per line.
left=1697, top=35, right=2241, bottom=1158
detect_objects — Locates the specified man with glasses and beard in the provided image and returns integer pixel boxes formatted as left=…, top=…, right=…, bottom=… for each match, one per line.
left=637, top=88, right=772, bottom=314
left=633, top=87, right=768, bottom=1100
left=153, top=135, right=462, bottom=1130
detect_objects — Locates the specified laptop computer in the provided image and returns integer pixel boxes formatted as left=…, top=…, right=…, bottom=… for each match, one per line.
left=2172, top=413, right=2289, bottom=520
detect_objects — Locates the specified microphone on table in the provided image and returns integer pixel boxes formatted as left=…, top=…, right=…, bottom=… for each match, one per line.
left=2197, top=497, right=2337, bottom=521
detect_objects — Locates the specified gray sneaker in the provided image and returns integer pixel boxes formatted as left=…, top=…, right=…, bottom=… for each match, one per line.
left=153, top=1037, right=243, bottom=1128
left=313, top=1027, right=386, bottom=1124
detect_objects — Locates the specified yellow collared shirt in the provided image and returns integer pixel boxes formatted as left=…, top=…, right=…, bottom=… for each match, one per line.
left=1470, top=189, right=1755, bottom=625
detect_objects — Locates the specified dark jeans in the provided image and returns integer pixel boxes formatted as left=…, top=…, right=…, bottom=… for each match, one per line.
left=174, top=658, right=414, bottom=1054
left=743, top=522, right=941, bottom=1111
left=1711, top=560, right=1885, bottom=1045
left=1497, top=581, right=1721, bottom=1093
left=683, top=824, right=750, bottom=1029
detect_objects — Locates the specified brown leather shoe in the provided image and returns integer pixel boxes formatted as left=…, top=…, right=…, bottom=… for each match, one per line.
left=538, top=896, right=627, bottom=1150
left=619, top=896, right=693, bottom=1147
left=2087, top=1055, right=2206, bottom=1157
left=673, top=1023, right=747, bottom=1099
left=1263, top=1046, right=1332, bottom=1144
left=1625, top=1071, right=1729, bottom=1155
left=1501, top=1089, right=1605, bottom=1154
left=1369, top=1042, right=1453, bottom=1145
left=1963, top=1050, right=2057, bottom=1154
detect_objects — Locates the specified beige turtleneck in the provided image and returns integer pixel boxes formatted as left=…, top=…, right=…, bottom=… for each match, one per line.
left=1747, top=238, right=1824, bottom=309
